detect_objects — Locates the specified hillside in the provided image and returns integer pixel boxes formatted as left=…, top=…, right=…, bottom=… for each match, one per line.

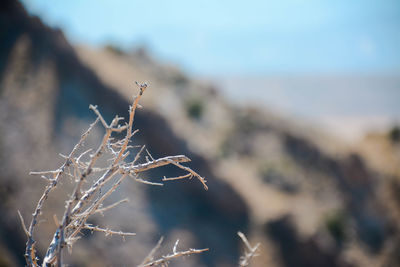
left=1, top=1, right=400, bottom=266
left=75, top=45, right=400, bottom=267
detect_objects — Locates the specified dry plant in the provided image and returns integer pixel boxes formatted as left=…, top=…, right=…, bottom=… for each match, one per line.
left=238, top=231, right=260, bottom=267
left=18, top=82, right=209, bottom=267
left=138, top=237, right=209, bottom=267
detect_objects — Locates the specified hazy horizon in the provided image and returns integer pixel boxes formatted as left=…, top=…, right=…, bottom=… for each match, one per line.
left=212, top=74, right=400, bottom=141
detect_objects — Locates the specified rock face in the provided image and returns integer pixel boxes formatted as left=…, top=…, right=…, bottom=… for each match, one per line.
left=1, top=1, right=400, bottom=267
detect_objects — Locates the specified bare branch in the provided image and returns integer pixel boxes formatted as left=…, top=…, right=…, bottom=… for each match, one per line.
left=132, top=176, right=164, bottom=186
left=70, top=166, right=119, bottom=216
left=23, top=82, right=208, bottom=267
left=162, top=173, right=192, bottom=181
left=140, top=237, right=164, bottom=266
left=131, top=145, right=146, bottom=166
left=17, top=210, right=30, bottom=237
left=113, top=82, right=147, bottom=166
left=83, top=224, right=136, bottom=237
left=167, top=160, right=208, bottom=190
left=238, top=232, right=260, bottom=267
left=145, top=148, right=155, bottom=161
left=127, top=155, right=191, bottom=174
left=25, top=117, right=99, bottom=266
left=173, top=239, right=179, bottom=254
left=69, top=173, right=129, bottom=240
left=29, top=170, right=62, bottom=176
left=94, top=198, right=129, bottom=215
left=138, top=239, right=209, bottom=267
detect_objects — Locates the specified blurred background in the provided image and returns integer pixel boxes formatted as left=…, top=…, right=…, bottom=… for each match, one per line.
left=1, top=0, right=400, bottom=266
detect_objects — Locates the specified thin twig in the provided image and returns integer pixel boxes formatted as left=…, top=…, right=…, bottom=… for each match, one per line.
left=94, top=198, right=129, bottom=215
left=140, top=237, right=164, bottom=266
left=113, top=83, right=147, bottom=166
left=84, top=224, right=136, bottom=237
left=17, top=210, right=30, bottom=237
left=238, top=232, right=260, bottom=267
left=162, top=173, right=192, bottom=181
left=168, top=160, right=208, bottom=190
left=138, top=239, right=209, bottom=267
left=127, top=155, right=191, bottom=174
left=145, top=148, right=155, bottom=161
left=132, top=176, right=164, bottom=186
left=69, top=173, right=129, bottom=240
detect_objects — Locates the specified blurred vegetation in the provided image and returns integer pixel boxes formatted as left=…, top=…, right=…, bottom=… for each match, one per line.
left=259, top=164, right=298, bottom=194
left=324, top=210, right=348, bottom=245
left=172, top=72, right=189, bottom=87
left=185, top=97, right=204, bottom=120
left=388, top=126, right=400, bottom=143
left=235, top=110, right=261, bottom=134
left=104, top=44, right=126, bottom=56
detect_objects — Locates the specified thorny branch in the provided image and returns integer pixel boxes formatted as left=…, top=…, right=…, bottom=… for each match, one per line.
left=21, top=82, right=208, bottom=266
left=138, top=238, right=209, bottom=267
left=83, top=224, right=137, bottom=238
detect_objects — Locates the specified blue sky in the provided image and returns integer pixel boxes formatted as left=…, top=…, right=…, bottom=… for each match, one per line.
left=22, top=0, right=400, bottom=76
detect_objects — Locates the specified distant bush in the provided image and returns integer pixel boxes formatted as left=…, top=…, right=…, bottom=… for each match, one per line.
left=172, top=72, right=189, bottom=87
left=185, top=97, right=204, bottom=120
left=104, top=44, right=126, bottom=56
left=324, top=211, right=347, bottom=245
left=388, top=126, right=400, bottom=143
left=259, top=165, right=298, bottom=194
